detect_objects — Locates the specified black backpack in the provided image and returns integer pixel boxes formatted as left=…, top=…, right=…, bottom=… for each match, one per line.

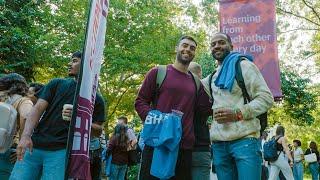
left=263, top=136, right=282, bottom=162
left=208, top=58, right=268, bottom=133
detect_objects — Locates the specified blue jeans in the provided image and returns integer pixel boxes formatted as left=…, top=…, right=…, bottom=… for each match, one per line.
left=309, top=162, right=319, bottom=180
left=0, top=149, right=15, bottom=180
left=10, top=148, right=66, bottom=180
left=191, top=151, right=211, bottom=180
left=212, top=137, right=262, bottom=180
left=109, top=163, right=127, bottom=180
left=293, top=161, right=303, bottom=180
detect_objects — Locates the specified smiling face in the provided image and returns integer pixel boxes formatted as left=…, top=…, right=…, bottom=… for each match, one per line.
left=210, top=33, right=233, bottom=63
left=176, top=38, right=197, bottom=65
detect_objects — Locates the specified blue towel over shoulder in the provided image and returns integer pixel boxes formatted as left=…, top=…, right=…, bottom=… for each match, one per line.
left=214, top=51, right=253, bottom=92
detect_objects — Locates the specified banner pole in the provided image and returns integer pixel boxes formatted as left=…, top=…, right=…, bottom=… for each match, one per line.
left=64, top=0, right=94, bottom=179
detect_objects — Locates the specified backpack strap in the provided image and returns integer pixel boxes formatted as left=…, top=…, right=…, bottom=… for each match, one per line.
left=189, top=72, right=200, bottom=97
left=153, top=65, right=167, bottom=107
left=235, top=58, right=251, bottom=104
left=208, top=70, right=216, bottom=100
left=275, top=136, right=282, bottom=141
left=275, top=136, right=283, bottom=152
left=235, top=58, right=269, bottom=133
left=207, top=60, right=249, bottom=103
left=156, top=65, right=167, bottom=90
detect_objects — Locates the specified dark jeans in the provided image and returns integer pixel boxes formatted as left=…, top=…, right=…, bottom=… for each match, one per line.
left=139, top=146, right=192, bottom=180
left=90, top=148, right=102, bottom=180
left=261, top=165, right=269, bottom=180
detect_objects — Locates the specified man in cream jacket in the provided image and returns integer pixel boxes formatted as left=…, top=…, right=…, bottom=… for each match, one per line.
left=202, top=32, right=274, bottom=180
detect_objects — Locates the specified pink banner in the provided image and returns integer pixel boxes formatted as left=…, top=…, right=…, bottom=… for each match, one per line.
left=219, top=0, right=282, bottom=98
left=67, top=0, right=109, bottom=179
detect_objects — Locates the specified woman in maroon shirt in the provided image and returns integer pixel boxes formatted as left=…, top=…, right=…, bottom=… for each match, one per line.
left=108, top=124, right=129, bottom=180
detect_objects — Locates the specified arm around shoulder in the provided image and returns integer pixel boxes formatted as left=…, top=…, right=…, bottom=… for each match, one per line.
left=195, top=83, right=212, bottom=116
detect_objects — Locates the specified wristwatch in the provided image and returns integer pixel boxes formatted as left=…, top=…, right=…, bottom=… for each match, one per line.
left=235, top=108, right=243, bottom=121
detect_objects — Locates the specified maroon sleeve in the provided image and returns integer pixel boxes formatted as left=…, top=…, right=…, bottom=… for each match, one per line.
left=134, top=67, right=158, bottom=121
left=195, top=83, right=213, bottom=116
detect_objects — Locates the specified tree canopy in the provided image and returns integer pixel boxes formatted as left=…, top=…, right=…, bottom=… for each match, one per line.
left=0, top=0, right=319, bottom=142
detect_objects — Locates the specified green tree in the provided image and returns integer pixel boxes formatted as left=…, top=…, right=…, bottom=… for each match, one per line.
left=1, top=0, right=211, bottom=135
left=197, top=52, right=216, bottom=78
left=276, top=0, right=320, bottom=71
left=0, top=1, right=45, bottom=81
left=268, top=70, right=319, bottom=153
left=0, top=0, right=89, bottom=81
left=32, top=0, right=89, bottom=81
left=101, top=0, right=208, bottom=133
left=269, top=81, right=320, bottom=149
left=279, top=69, right=317, bottom=125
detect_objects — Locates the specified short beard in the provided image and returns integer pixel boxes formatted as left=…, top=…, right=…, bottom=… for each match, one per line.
left=177, top=53, right=193, bottom=65
left=212, top=50, right=230, bottom=63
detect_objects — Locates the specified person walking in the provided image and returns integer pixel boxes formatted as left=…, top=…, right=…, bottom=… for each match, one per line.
left=268, top=126, right=294, bottom=180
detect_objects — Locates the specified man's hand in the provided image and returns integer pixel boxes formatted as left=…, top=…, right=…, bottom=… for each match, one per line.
left=213, top=107, right=237, bottom=124
left=62, top=104, right=73, bottom=121
left=16, top=135, right=33, bottom=161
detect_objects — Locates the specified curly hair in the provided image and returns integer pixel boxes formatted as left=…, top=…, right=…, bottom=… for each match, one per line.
left=0, top=73, right=29, bottom=96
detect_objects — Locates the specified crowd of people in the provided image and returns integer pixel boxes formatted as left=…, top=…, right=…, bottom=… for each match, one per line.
left=260, top=126, right=319, bottom=180
left=0, top=32, right=319, bottom=180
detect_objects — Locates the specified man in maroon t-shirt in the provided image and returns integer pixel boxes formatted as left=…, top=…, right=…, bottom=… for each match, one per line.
left=135, top=36, right=211, bottom=180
